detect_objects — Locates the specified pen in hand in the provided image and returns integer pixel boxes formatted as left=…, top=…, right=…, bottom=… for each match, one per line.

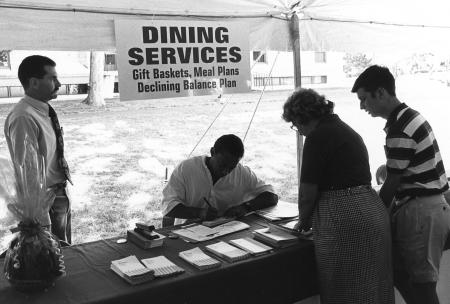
left=202, top=197, right=218, bottom=220
left=203, top=197, right=213, bottom=209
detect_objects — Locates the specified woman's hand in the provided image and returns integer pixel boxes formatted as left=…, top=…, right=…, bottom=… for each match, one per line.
left=294, top=217, right=312, bottom=233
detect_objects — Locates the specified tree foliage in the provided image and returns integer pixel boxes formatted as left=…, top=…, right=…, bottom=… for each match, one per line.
left=0, top=50, right=10, bottom=68
left=343, top=53, right=372, bottom=77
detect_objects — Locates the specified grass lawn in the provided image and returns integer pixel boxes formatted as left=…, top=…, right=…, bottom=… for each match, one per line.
left=0, top=74, right=449, bottom=250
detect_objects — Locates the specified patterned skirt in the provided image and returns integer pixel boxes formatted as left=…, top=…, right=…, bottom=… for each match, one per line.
left=312, top=185, right=394, bottom=304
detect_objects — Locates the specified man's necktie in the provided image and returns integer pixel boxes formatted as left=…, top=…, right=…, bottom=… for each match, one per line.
left=48, top=104, right=73, bottom=185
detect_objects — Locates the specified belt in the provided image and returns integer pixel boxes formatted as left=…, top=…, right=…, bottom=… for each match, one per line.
left=51, top=181, right=67, bottom=195
left=53, top=181, right=67, bottom=189
left=391, top=196, right=414, bottom=215
left=323, top=184, right=371, bottom=191
left=392, top=193, right=445, bottom=214
left=320, top=185, right=372, bottom=198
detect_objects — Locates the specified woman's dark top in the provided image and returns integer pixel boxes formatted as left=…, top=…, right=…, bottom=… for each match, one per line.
left=300, top=114, right=371, bottom=190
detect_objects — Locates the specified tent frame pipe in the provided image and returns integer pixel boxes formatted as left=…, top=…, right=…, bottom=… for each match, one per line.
left=290, top=13, right=303, bottom=191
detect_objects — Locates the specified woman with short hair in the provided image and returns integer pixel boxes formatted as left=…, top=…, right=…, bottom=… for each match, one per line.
left=283, top=88, right=394, bottom=304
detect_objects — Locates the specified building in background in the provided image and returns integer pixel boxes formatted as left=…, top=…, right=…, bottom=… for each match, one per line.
left=0, top=49, right=348, bottom=98
left=0, top=50, right=118, bottom=99
left=251, top=50, right=347, bottom=90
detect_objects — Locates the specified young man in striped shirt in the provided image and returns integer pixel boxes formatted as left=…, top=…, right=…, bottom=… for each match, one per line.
left=352, top=65, right=450, bottom=304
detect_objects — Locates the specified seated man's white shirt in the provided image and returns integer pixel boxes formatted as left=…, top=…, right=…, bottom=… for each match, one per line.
left=162, top=155, right=274, bottom=220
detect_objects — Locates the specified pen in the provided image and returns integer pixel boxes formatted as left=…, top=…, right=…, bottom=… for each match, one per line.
left=203, top=197, right=213, bottom=208
left=180, top=223, right=197, bottom=228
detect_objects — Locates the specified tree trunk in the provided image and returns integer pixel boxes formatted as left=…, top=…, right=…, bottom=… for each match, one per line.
left=82, top=51, right=105, bottom=107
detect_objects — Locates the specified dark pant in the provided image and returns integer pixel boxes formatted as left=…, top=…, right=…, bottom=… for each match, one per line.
left=49, top=186, right=71, bottom=244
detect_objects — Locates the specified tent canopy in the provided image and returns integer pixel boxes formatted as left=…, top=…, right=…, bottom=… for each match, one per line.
left=0, top=0, right=294, bottom=51
left=298, top=0, right=450, bottom=54
left=1, top=0, right=450, bottom=53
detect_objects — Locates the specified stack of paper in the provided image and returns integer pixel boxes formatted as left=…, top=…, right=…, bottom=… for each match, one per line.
left=255, top=200, right=298, bottom=221
left=253, top=227, right=298, bottom=248
left=229, top=237, right=273, bottom=256
left=110, top=255, right=154, bottom=285
left=205, top=241, right=250, bottom=263
left=172, top=220, right=249, bottom=242
left=141, top=256, right=185, bottom=278
left=178, top=247, right=222, bottom=270
left=216, top=220, right=250, bottom=235
left=267, top=220, right=313, bottom=241
left=279, top=220, right=298, bottom=230
left=202, top=216, right=236, bottom=228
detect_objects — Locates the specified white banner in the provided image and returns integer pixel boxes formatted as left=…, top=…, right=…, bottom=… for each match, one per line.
left=115, top=20, right=251, bottom=101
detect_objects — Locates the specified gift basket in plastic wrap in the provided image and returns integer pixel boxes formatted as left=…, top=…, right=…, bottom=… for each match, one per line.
left=0, top=138, right=65, bottom=292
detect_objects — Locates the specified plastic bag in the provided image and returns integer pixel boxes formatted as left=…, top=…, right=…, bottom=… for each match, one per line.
left=1, top=138, right=65, bottom=291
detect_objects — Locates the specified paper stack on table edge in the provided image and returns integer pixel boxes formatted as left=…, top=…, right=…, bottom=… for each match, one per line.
left=178, top=247, right=222, bottom=270
left=141, top=256, right=185, bottom=277
left=110, top=255, right=155, bottom=285
left=205, top=241, right=251, bottom=263
left=229, top=237, right=273, bottom=256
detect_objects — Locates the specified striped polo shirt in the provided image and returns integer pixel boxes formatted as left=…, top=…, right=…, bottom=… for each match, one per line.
left=384, top=103, right=448, bottom=199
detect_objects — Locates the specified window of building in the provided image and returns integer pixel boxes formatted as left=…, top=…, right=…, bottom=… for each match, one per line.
left=314, top=52, right=326, bottom=63
left=104, top=53, right=117, bottom=71
left=0, top=50, right=11, bottom=69
left=252, top=51, right=267, bottom=63
left=311, top=76, right=322, bottom=84
left=301, top=75, right=327, bottom=84
left=301, top=76, right=312, bottom=84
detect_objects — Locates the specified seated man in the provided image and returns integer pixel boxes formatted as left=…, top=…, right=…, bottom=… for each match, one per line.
left=162, top=134, right=278, bottom=223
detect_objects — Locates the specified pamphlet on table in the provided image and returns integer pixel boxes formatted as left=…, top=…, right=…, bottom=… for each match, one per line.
left=141, top=256, right=185, bottom=277
left=172, top=220, right=249, bottom=242
left=110, top=255, right=155, bottom=285
left=255, top=200, right=298, bottom=221
left=253, top=227, right=299, bottom=248
left=205, top=241, right=250, bottom=263
left=178, top=247, right=222, bottom=270
left=228, top=237, right=273, bottom=256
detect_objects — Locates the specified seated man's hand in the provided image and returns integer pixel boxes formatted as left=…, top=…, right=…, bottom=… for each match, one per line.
left=199, top=206, right=218, bottom=220
left=224, top=204, right=247, bottom=218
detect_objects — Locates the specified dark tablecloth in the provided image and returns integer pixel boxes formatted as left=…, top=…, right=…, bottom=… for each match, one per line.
left=0, top=215, right=318, bottom=304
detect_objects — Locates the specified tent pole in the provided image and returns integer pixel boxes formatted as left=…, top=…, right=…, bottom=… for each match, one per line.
left=290, top=13, right=304, bottom=190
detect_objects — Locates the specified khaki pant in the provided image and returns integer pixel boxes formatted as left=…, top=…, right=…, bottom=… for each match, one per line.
left=392, top=194, right=450, bottom=282
left=49, top=184, right=72, bottom=244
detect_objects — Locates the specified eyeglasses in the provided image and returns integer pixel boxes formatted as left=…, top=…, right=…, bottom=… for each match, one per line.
left=290, top=124, right=298, bottom=132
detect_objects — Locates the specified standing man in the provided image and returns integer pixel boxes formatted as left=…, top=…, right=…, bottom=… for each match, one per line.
left=352, top=65, right=450, bottom=304
left=4, top=55, right=73, bottom=244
